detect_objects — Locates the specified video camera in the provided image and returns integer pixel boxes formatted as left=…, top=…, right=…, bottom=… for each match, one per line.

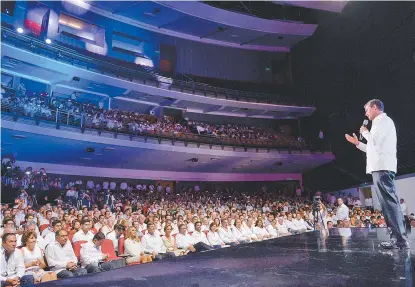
left=313, top=196, right=322, bottom=211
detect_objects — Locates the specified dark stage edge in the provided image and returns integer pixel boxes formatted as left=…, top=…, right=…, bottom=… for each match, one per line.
left=40, top=228, right=414, bottom=287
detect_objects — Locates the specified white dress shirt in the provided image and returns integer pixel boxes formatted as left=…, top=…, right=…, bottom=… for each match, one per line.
left=80, top=241, right=104, bottom=267
left=45, top=241, right=77, bottom=274
left=336, top=204, right=350, bottom=221
left=266, top=225, right=279, bottom=237
left=253, top=227, right=270, bottom=237
left=72, top=230, right=94, bottom=243
left=218, top=227, right=236, bottom=244
left=43, top=232, right=56, bottom=246
left=357, top=113, right=397, bottom=173
left=231, top=227, right=250, bottom=242
left=0, top=247, right=25, bottom=281
left=141, top=233, right=167, bottom=254
left=207, top=231, right=224, bottom=246
left=105, top=231, right=120, bottom=252
left=191, top=231, right=210, bottom=245
left=187, top=223, right=195, bottom=233
left=176, top=233, right=195, bottom=249
left=401, top=203, right=409, bottom=216
left=365, top=197, right=373, bottom=207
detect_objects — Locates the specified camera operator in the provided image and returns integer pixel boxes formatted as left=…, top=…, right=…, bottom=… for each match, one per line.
left=312, top=197, right=328, bottom=230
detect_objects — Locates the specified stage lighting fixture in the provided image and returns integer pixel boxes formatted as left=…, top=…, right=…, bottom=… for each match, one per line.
left=45, top=38, right=52, bottom=44
left=17, top=27, right=23, bottom=34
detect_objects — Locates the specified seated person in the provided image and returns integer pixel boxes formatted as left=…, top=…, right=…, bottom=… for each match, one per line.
left=218, top=219, right=239, bottom=246
left=162, top=225, right=186, bottom=256
left=106, top=224, right=125, bottom=254
left=43, top=220, right=62, bottom=246
left=72, top=219, right=94, bottom=243
left=265, top=220, right=279, bottom=238
left=44, top=230, right=87, bottom=279
left=1, top=231, right=35, bottom=286
left=123, top=227, right=152, bottom=264
left=191, top=221, right=212, bottom=247
left=16, top=222, right=46, bottom=250
left=206, top=223, right=226, bottom=248
left=176, top=224, right=213, bottom=253
left=141, top=223, right=175, bottom=260
left=20, top=231, right=57, bottom=283
left=253, top=219, right=272, bottom=240
left=242, top=219, right=259, bottom=241
left=231, top=219, right=251, bottom=243
left=276, top=218, right=292, bottom=236
left=80, top=232, right=114, bottom=273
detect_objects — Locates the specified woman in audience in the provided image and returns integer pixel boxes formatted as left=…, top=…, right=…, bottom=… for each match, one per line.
left=207, top=223, right=225, bottom=248
left=124, top=226, right=152, bottom=264
left=232, top=219, right=251, bottom=243
left=101, top=218, right=115, bottom=235
left=21, top=231, right=57, bottom=283
left=162, top=225, right=186, bottom=256
left=71, top=220, right=81, bottom=233
left=253, top=219, right=271, bottom=240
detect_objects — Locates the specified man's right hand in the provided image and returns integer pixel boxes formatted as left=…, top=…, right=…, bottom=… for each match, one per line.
left=6, top=277, right=19, bottom=287
left=345, top=133, right=359, bottom=146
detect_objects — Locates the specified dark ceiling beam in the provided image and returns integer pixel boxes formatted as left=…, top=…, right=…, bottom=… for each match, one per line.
left=158, top=16, right=186, bottom=29
left=200, top=27, right=228, bottom=39
left=112, top=1, right=140, bottom=15
left=240, top=33, right=270, bottom=46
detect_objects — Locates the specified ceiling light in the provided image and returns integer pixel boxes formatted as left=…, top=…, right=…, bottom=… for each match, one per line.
left=16, top=27, right=24, bottom=34
left=45, top=38, right=52, bottom=44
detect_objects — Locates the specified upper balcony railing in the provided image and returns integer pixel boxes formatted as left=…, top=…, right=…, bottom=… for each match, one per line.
left=1, top=24, right=314, bottom=107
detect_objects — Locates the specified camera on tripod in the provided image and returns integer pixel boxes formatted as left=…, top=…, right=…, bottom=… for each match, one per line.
left=313, top=196, right=322, bottom=211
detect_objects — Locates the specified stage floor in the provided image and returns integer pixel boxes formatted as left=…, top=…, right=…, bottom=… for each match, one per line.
left=41, top=228, right=414, bottom=287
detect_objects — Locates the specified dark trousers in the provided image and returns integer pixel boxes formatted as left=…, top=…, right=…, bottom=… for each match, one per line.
left=57, top=267, right=88, bottom=278
left=194, top=242, right=214, bottom=252
left=86, top=262, right=114, bottom=273
left=372, top=171, right=408, bottom=244
left=153, top=251, right=176, bottom=261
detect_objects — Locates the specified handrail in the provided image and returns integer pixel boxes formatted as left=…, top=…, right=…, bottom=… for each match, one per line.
left=1, top=101, right=310, bottom=150
left=0, top=25, right=314, bottom=107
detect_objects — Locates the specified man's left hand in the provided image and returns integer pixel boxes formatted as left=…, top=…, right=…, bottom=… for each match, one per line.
left=360, top=126, right=368, bottom=133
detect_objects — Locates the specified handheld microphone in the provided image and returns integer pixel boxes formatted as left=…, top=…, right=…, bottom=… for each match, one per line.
left=359, top=119, right=369, bottom=140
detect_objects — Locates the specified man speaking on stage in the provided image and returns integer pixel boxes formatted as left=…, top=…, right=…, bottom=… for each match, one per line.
left=345, top=99, right=409, bottom=249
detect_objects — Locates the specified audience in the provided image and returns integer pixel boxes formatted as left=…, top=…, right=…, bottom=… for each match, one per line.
left=1, top=87, right=305, bottom=149
left=1, top=163, right=406, bottom=286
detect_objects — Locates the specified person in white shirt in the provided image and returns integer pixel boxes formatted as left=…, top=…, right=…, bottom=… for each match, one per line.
left=276, top=218, right=291, bottom=236
left=80, top=232, right=113, bottom=273
left=86, top=180, right=94, bottom=190
left=105, top=224, right=125, bottom=253
left=353, top=198, right=362, bottom=208
left=44, top=230, right=87, bottom=279
left=20, top=231, right=57, bottom=283
left=336, top=198, right=350, bottom=223
left=17, top=222, right=46, bottom=250
left=253, top=219, right=272, bottom=240
left=43, top=220, right=62, bottom=246
left=218, top=219, right=239, bottom=246
left=124, top=227, right=153, bottom=263
left=72, top=219, right=94, bottom=243
left=137, top=215, right=147, bottom=232
left=141, top=223, right=175, bottom=260
left=1, top=232, right=35, bottom=286
left=365, top=197, right=373, bottom=208
left=231, top=219, right=251, bottom=243
left=176, top=223, right=213, bottom=253
left=102, top=182, right=109, bottom=190
left=191, top=222, right=212, bottom=246
left=206, top=223, right=225, bottom=248
left=109, top=181, right=117, bottom=191
left=400, top=199, right=410, bottom=228
left=266, top=220, right=279, bottom=238
left=346, top=99, right=408, bottom=248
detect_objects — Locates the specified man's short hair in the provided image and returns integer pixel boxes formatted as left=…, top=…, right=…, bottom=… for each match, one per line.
left=364, top=99, right=384, bottom=111
left=2, top=232, right=16, bottom=243
left=56, top=229, right=67, bottom=237
left=51, top=219, right=61, bottom=227
left=93, top=232, right=106, bottom=241
left=81, top=218, right=91, bottom=225
left=147, top=222, right=155, bottom=228
left=115, top=224, right=125, bottom=232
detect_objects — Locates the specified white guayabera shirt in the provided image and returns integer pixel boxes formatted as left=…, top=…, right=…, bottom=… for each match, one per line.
left=357, top=113, right=397, bottom=174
